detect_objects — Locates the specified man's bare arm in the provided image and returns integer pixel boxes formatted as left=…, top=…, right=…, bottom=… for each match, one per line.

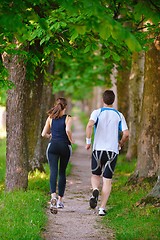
left=86, top=120, right=95, bottom=150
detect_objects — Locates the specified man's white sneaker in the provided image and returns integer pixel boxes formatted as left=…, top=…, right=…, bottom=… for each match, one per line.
left=57, top=200, right=64, bottom=209
left=99, top=208, right=107, bottom=216
left=50, top=198, right=58, bottom=214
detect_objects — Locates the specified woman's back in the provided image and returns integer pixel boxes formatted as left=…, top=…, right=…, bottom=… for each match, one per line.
left=51, top=115, right=70, bottom=144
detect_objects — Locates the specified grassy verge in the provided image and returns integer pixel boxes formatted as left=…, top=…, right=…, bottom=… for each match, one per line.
left=102, top=154, right=160, bottom=240
left=0, top=139, right=75, bottom=240
left=0, top=138, right=6, bottom=184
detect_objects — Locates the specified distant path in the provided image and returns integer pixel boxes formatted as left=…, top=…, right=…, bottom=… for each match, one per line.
left=42, top=116, right=114, bottom=240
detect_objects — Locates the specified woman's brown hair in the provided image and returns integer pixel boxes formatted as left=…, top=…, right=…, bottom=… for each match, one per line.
left=47, top=97, right=67, bottom=119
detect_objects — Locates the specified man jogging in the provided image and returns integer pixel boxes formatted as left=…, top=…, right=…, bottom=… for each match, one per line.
left=86, top=90, right=129, bottom=216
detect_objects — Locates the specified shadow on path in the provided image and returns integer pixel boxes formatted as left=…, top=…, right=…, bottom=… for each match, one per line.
left=42, top=116, right=114, bottom=240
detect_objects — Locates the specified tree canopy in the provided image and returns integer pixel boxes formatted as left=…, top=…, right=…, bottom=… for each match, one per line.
left=0, top=0, right=160, bottom=99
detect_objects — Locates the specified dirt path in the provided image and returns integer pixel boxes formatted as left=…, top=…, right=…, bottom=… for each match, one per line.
left=42, top=117, right=114, bottom=240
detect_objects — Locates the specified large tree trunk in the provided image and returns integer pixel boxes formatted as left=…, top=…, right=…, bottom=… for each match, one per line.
left=131, top=41, right=160, bottom=181
left=126, top=51, right=144, bottom=160
left=3, top=53, right=28, bottom=191
left=24, top=69, right=44, bottom=171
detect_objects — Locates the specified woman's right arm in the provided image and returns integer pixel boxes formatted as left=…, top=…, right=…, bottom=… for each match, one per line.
left=66, top=116, right=74, bottom=144
left=41, top=117, right=52, bottom=139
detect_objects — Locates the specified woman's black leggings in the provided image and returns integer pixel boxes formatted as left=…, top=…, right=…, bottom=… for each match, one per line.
left=46, top=141, right=72, bottom=197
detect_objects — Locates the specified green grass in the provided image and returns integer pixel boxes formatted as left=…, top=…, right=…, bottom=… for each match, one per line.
left=0, top=139, right=74, bottom=240
left=0, top=190, right=47, bottom=240
left=102, top=155, right=160, bottom=240
left=0, top=138, right=6, bottom=184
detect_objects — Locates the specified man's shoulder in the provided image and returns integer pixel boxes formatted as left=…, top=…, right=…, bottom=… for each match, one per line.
left=91, top=108, right=101, bottom=114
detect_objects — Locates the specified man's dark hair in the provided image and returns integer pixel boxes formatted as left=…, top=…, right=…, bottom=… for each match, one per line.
left=102, top=90, right=115, bottom=105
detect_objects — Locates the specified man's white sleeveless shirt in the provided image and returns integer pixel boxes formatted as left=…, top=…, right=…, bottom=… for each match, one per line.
left=90, top=108, right=128, bottom=154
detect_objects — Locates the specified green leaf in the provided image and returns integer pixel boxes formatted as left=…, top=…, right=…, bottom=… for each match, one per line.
left=99, top=27, right=111, bottom=40
left=53, top=22, right=60, bottom=30
left=104, top=51, right=110, bottom=58
left=125, top=33, right=142, bottom=52
left=84, top=45, right=91, bottom=53
left=70, top=31, right=79, bottom=41
left=112, top=52, right=121, bottom=62
left=75, top=25, right=86, bottom=35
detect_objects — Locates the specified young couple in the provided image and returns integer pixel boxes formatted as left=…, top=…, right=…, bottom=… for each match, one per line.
left=41, top=90, right=129, bottom=216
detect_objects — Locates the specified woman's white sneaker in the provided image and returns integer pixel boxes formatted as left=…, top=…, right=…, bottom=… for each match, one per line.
left=57, top=200, right=64, bottom=209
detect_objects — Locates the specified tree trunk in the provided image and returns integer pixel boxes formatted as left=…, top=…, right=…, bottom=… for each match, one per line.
left=117, top=61, right=130, bottom=123
left=137, top=173, right=160, bottom=206
left=24, top=69, right=44, bottom=171
left=25, top=46, right=55, bottom=171
left=30, top=83, right=55, bottom=171
left=126, top=51, right=144, bottom=160
left=3, top=53, right=28, bottom=191
left=117, top=61, right=130, bottom=153
left=91, top=86, right=104, bottom=110
left=110, top=65, right=118, bottom=109
left=132, top=42, right=160, bottom=181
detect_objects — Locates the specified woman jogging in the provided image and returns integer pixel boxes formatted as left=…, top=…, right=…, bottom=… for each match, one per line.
left=42, top=97, right=74, bottom=214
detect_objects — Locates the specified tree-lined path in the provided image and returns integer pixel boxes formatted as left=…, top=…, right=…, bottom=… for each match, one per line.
left=42, top=116, right=114, bottom=240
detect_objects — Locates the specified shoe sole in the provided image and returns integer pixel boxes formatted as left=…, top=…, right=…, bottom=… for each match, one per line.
left=90, top=189, right=99, bottom=209
left=50, top=207, right=58, bottom=214
left=50, top=199, right=58, bottom=214
left=99, top=213, right=106, bottom=216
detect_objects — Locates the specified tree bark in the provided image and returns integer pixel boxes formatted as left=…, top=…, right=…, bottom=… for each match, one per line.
left=117, top=61, right=130, bottom=153
left=24, top=69, right=44, bottom=171
left=126, top=51, right=144, bottom=160
left=132, top=41, right=160, bottom=180
left=3, top=53, right=28, bottom=191
left=29, top=83, right=55, bottom=171
left=137, top=174, right=160, bottom=206
left=117, top=61, right=130, bottom=123
left=24, top=45, right=55, bottom=171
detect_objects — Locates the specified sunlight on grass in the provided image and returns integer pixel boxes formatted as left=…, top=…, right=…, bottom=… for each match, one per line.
left=29, top=168, right=49, bottom=180
left=102, top=154, right=160, bottom=240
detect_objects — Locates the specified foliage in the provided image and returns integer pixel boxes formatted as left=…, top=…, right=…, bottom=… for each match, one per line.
left=102, top=154, right=160, bottom=240
left=0, top=0, right=160, bottom=99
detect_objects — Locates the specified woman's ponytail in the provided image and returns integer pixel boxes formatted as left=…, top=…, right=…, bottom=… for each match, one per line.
left=47, top=98, right=67, bottom=119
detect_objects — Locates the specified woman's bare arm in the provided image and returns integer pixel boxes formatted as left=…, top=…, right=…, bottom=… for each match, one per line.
left=41, top=117, right=52, bottom=139
left=66, top=116, right=74, bottom=144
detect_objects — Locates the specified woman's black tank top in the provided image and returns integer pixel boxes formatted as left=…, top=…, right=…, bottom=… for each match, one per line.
left=50, top=114, right=71, bottom=144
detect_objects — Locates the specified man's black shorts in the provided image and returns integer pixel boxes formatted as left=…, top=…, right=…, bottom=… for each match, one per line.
left=91, top=150, right=117, bottom=179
